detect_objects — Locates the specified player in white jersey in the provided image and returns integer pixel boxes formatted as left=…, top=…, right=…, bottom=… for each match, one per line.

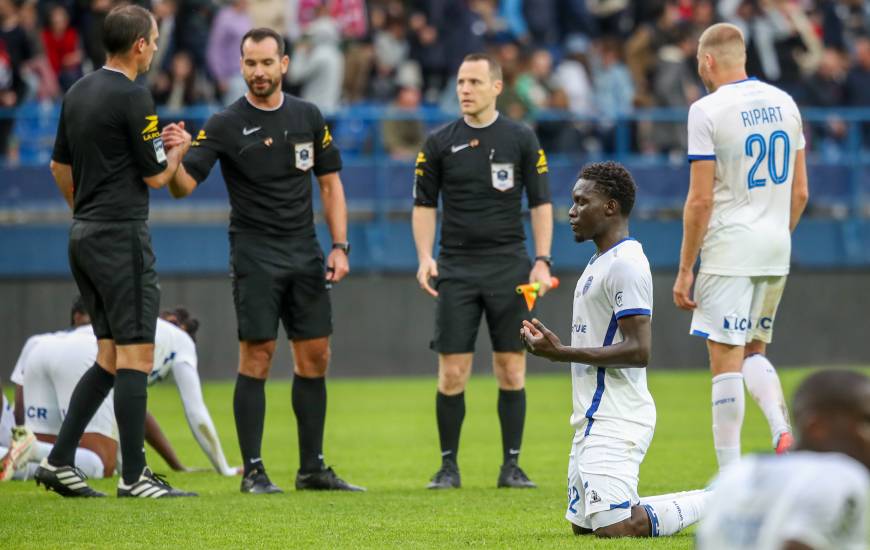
left=523, top=162, right=708, bottom=538
left=2, top=304, right=237, bottom=481
left=697, top=369, right=870, bottom=550
left=673, top=23, right=811, bottom=470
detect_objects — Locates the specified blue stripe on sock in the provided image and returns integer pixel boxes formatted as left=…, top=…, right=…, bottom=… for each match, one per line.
left=642, top=504, right=660, bottom=537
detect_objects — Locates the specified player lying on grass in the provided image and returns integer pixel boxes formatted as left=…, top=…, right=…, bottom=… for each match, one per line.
left=0, top=302, right=238, bottom=480
left=521, top=162, right=708, bottom=538
left=697, top=369, right=869, bottom=550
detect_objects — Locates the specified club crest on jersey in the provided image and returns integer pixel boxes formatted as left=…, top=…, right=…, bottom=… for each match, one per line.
left=491, top=163, right=514, bottom=191
left=582, top=276, right=594, bottom=296
left=295, top=142, right=314, bottom=171
left=615, top=291, right=623, bottom=307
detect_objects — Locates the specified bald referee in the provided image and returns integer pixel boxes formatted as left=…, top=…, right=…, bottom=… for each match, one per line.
left=413, top=53, right=553, bottom=489
left=162, top=28, right=361, bottom=494
left=35, top=5, right=194, bottom=498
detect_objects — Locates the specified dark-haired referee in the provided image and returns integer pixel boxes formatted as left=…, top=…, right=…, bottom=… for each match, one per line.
left=35, top=5, right=194, bottom=498
left=413, top=53, right=553, bottom=489
left=163, top=28, right=362, bottom=494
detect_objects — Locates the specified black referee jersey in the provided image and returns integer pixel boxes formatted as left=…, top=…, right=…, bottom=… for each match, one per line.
left=51, top=67, right=168, bottom=221
left=413, top=113, right=551, bottom=256
left=182, top=93, right=342, bottom=237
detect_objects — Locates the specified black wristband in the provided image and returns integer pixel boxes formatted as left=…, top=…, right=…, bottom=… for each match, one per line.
left=534, top=255, right=552, bottom=267
left=332, top=242, right=351, bottom=256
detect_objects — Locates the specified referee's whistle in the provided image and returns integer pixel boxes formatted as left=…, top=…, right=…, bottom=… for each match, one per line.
left=516, top=277, right=560, bottom=311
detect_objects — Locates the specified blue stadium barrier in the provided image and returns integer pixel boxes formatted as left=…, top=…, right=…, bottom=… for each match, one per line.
left=1, top=104, right=869, bottom=274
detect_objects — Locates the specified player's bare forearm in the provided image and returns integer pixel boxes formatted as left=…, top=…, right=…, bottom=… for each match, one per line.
left=789, top=148, right=809, bottom=232
left=168, top=163, right=198, bottom=199
left=144, top=411, right=185, bottom=471
left=522, top=316, right=651, bottom=367
left=318, top=172, right=348, bottom=243
left=412, top=206, right=437, bottom=261
left=679, top=160, right=715, bottom=272
left=529, top=203, right=553, bottom=257
left=49, top=160, right=74, bottom=210
left=143, top=146, right=187, bottom=190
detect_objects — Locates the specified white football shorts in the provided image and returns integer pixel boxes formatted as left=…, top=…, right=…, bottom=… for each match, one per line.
left=690, top=274, right=787, bottom=346
left=565, top=432, right=650, bottom=531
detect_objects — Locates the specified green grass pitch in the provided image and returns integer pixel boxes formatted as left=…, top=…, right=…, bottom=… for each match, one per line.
left=0, top=366, right=859, bottom=549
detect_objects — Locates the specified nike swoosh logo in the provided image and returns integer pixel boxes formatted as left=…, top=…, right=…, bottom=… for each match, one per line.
left=508, top=449, right=520, bottom=455
left=451, top=143, right=470, bottom=153
left=242, top=127, right=261, bottom=136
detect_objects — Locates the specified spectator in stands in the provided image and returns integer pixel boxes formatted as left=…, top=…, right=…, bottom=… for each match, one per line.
left=804, top=47, right=849, bottom=156
left=407, top=9, right=446, bottom=103
left=522, top=0, right=558, bottom=48
left=369, top=4, right=409, bottom=102
left=145, top=0, right=177, bottom=90
left=207, top=0, right=251, bottom=106
left=591, top=36, right=634, bottom=121
left=625, top=1, right=684, bottom=110
left=516, top=48, right=557, bottom=115
left=16, top=0, right=58, bottom=101
left=554, top=35, right=594, bottom=118
left=152, top=50, right=212, bottom=110
left=40, top=3, right=81, bottom=91
left=844, top=35, right=870, bottom=145
left=174, top=0, right=214, bottom=70
left=288, top=7, right=344, bottom=114
left=381, top=63, right=424, bottom=160
left=651, top=24, right=702, bottom=159
left=81, top=0, right=111, bottom=70
left=495, top=41, right=529, bottom=120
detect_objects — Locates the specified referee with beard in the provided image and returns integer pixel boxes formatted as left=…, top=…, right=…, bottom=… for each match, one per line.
left=413, top=53, right=554, bottom=489
left=35, top=5, right=194, bottom=498
left=162, top=28, right=362, bottom=494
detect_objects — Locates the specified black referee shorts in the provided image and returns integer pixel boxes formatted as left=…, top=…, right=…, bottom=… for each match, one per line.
left=68, top=220, right=160, bottom=345
left=230, top=232, right=332, bottom=342
left=431, top=253, right=532, bottom=354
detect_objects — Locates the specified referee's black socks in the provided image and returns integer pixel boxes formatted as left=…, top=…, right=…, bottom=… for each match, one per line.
left=498, top=388, right=526, bottom=465
left=114, top=369, right=148, bottom=485
left=436, top=391, right=465, bottom=465
left=234, top=373, right=266, bottom=476
left=292, top=374, right=327, bottom=473
left=47, top=362, right=114, bottom=467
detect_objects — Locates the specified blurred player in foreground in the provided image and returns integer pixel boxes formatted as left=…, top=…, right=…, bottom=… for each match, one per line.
left=522, top=162, right=708, bottom=538
left=697, top=369, right=869, bottom=549
left=673, top=23, right=810, bottom=470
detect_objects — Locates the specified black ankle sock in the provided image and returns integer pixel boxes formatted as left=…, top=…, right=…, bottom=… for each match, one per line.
left=498, top=388, right=526, bottom=464
left=114, top=369, right=148, bottom=485
left=234, top=373, right=266, bottom=475
left=292, top=375, right=327, bottom=473
left=48, top=363, right=114, bottom=467
left=436, top=391, right=465, bottom=465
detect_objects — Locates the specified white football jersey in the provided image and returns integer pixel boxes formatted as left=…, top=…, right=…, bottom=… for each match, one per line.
left=697, top=451, right=869, bottom=550
left=10, top=331, right=61, bottom=385
left=570, top=238, right=656, bottom=446
left=149, top=319, right=198, bottom=385
left=687, top=78, right=805, bottom=276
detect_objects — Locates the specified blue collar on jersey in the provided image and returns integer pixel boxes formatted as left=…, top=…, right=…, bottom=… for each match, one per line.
left=589, top=236, right=635, bottom=264
left=720, top=76, right=759, bottom=87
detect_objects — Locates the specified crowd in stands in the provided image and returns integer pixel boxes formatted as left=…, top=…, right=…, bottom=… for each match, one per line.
left=1, top=0, right=870, bottom=161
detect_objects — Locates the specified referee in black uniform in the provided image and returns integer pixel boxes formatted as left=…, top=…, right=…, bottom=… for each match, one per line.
left=413, top=53, right=554, bottom=489
left=162, top=28, right=362, bottom=493
left=35, top=5, right=194, bottom=498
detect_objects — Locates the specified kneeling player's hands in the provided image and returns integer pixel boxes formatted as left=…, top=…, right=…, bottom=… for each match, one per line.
left=326, top=247, right=350, bottom=282
left=528, top=262, right=552, bottom=296
left=521, top=318, right=563, bottom=360
left=416, top=257, right=439, bottom=297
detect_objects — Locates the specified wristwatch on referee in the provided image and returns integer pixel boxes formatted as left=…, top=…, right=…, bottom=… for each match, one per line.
left=332, top=242, right=351, bottom=256
left=534, top=255, right=552, bottom=268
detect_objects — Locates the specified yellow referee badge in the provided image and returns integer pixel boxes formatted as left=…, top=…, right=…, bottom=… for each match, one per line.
left=415, top=151, right=426, bottom=176
left=322, top=125, right=333, bottom=148
left=141, top=115, right=160, bottom=141
left=536, top=149, right=549, bottom=174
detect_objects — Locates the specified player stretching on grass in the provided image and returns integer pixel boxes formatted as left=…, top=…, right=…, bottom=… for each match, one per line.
left=523, top=162, right=708, bottom=538
left=673, top=23, right=810, bottom=470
